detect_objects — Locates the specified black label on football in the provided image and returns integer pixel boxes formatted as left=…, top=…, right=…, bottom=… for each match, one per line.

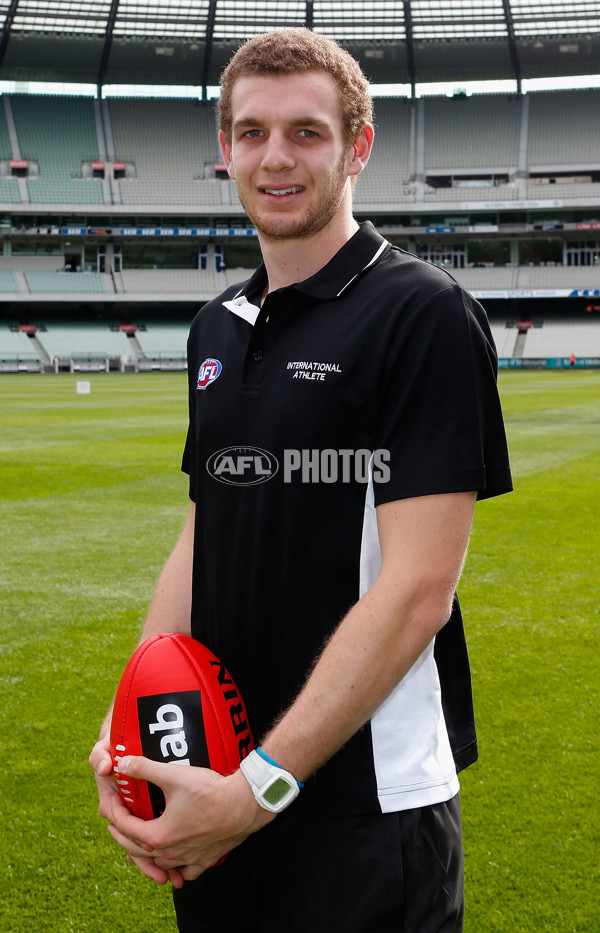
left=137, top=690, right=209, bottom=818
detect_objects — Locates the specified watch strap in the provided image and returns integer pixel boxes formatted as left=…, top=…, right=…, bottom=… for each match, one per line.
left=255, top=747, right=304, bottom=788
left=240, top=748, right=274, bottom=788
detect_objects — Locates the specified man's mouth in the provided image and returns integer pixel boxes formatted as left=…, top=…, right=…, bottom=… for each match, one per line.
left=260, top=186, right=305, bottom=196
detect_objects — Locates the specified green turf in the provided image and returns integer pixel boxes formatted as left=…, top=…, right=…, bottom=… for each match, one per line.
left=1, top=371, right=598, bottom=931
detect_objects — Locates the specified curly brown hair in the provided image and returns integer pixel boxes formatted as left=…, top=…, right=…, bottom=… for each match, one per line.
left=218, top=28, right=373, bottom=145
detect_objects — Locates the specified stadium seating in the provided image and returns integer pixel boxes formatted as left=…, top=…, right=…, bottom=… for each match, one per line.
left=453, top=267, right=518, bottom=290
left=121, top=268, right=225, bottom=294
left=0, top=269, right=19, bottom=292
left=108, top=99, right=221, bottom=206
left=526, top=183, right=600, bottom=200
left=0, top=87, right=598, bottom=372
left=527, top=90, right=600, bottom=168
left=454, top=265, right=600, bottom=291
left=10, top=96, right=104, bottom=205
left=515, top=266, right=600, bottom=289
left=424, top=94, right=522, bottom=171
left=488, top=322, right=518, bottom=358
left=24, top=271, right=109, bottom=293
left=424, top=185, right=519, bottom=202
left=0, top=102, right=22, bottom=203
left=0, top=178, right=20, bottom=202
left=36, top=323, right=132, bottom=360
left=0, top=326, right=39, bottom=359
left=0, top=104, right=12, bottom=158
left=0, top=90, right=597, bottom=210
left=355, top=98, right=414, bottom=204
left=522, top=320, right=600, bottom=357
left=135, top=324, right=189, bottom=357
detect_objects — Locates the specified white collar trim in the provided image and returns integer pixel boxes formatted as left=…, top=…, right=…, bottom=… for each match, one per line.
left=336, top=241, right=388, bottom=297
left=222, top=290, right=261, bottom=326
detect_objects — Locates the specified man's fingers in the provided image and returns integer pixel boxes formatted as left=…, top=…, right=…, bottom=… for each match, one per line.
left=107, top=820, right=155, bottom=858
left=88, top=739, right=113, bottom=776
left=117, top=754, right=177, bottom=789
left=126, top=853, right=170, bottom=886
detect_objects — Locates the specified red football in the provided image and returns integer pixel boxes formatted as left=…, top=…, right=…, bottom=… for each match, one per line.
left=110, top=633, right=254, bottom=820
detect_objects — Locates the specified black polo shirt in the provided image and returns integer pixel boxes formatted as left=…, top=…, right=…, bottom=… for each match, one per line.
left=182, top=221, right=512, bottom=814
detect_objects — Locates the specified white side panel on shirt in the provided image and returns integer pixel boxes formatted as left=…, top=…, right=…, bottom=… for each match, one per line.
left=359, top=461, right=460, bottom=813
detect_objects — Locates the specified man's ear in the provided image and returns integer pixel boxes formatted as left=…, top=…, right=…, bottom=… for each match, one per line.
left=219, top=130, right=236, bottom=180
left=347, top=123, right=374, bottom=179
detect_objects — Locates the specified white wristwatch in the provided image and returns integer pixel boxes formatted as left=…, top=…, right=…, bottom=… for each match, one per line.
left=240, top=747, right=303, bottom=813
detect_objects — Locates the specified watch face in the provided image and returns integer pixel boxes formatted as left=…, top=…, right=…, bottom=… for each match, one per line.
left=263, top=777, right=292, bottom=807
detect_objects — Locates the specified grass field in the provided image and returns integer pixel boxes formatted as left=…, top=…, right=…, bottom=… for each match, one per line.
left=1, top=370, right=598, bottom=932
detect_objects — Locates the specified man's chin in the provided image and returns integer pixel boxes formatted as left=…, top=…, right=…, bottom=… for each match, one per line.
left=248, top=209, right=339, bottom=243
left=245, top=211, right=310, bottom=241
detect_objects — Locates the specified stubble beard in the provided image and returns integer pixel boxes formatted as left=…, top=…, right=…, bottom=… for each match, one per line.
left=237, top=154, right=349, bottom=243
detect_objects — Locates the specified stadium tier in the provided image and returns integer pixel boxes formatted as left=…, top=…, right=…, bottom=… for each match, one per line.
left=0, top=90, right=597, bottom=210
left=107, top=99, right=222, bottom=207
left=423, top=95, right=522, bottom=173
left=0, top=88, right=598, bottom=371
left=4, top=315, right=598, bottom=374
left=9, top=96, right=104, bottom=205
left=0, top=264, right=599, bottom=300
left=527, top=90, right=600, bottom=170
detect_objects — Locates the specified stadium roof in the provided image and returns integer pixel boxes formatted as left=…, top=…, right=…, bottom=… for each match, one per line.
left=1, top=0, right=599, bottom=92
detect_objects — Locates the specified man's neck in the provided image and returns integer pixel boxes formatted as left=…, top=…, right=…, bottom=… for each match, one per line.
left=259, top=213, right=359, bottom=296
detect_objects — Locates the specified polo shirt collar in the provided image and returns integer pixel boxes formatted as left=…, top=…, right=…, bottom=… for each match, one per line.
left=293, top=221, right=390, bottom=299
left=222, top=221, right=390, bottom=323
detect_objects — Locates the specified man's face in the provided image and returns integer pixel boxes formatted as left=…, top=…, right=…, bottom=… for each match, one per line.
left=220, top=71, right=360, bottom=242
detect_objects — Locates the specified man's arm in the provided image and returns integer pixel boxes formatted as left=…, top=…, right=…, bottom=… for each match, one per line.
left=89, top=501, right=195, bottom=819
left=106, top=491, right=476, bottom=880
left=260, top=490, right=475, bottom=781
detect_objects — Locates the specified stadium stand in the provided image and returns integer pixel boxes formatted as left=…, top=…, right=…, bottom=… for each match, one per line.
left=488, top=323, right=519, bottom=358
left=0, top=101, right=22, bottom=203
left=0, top=325, right=39, bottom=359
left=24, top=271, right=110, bottom=294
left=0, top=268, right=19, bottom=292
left=0, top=90, right=597, bottom=212
left=36, top=323, right=132, bottom=361
left=527, top=90, right=600, bottom=169
left=526, top=183, right=600, bottom=200
left=121, top=268, right=224, bottom=295
left=355, top=98, right=414, bottom=205
left=516, top=267, right=600, bottom=289
left=108, top=99, right=222, bottom=206
left=424, top=95, right=522, bottom=172
left=423, top=185, right=519, bottom=202
left=0, top=79, right=597, bottom=366
left=523, top=320, right=600, bottom=357
left=135, top=323, right=189, bottom=357
left=9, top=96, right=104, bottom=205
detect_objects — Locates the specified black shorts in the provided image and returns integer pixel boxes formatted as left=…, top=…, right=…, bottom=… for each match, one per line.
left=173, top=795, right=464, bottom=933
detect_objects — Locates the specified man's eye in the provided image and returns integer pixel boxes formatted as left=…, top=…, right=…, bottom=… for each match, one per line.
left=297, top=129, right=317, bottom=138
left=245, top=129, right=263, bottom=138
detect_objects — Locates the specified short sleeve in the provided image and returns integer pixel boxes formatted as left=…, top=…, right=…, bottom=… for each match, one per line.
left=181, top=325, right=198, bottom=502
left=373, top=282, right=512, bottom=506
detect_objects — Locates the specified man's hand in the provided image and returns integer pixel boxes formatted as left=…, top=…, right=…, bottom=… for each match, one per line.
left=89, top=734, right=186, bottom=886
left=89, top=730, right=119, bottom=823
left=105, top=756, right=275, bottom=883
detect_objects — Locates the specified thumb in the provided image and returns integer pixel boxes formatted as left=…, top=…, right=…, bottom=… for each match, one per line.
left=117, top=754, right=176, bottom=790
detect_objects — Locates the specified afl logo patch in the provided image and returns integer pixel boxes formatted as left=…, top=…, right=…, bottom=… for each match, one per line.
left=197, top=358, right=222, bottom=389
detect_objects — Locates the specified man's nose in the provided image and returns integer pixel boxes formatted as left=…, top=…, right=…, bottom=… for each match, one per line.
left=260, top=132, right=295, bottom=172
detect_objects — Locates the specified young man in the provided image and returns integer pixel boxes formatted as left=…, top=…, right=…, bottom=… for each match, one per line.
left=90, top=29, right=512, bottom=932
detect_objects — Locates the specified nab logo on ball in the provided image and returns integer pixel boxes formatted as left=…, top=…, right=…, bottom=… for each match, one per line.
left=197, top=358, right=222, bottom=389
left=206, top=446, right=279, bottom=486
